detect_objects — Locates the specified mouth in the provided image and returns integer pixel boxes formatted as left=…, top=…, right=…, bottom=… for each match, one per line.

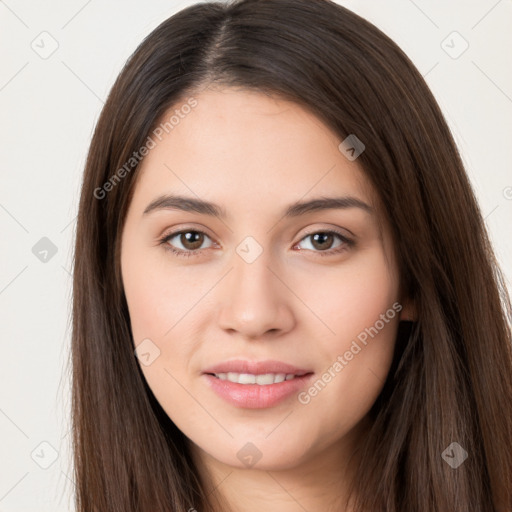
left=201, top=360, right=315, bottom=408
left=202, top=359, right=312, bottom=378
left=206, top=371, right=311, bottom=385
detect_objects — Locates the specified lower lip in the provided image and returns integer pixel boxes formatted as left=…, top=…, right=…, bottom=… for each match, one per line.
left=203, top=373, right=314, bottom=409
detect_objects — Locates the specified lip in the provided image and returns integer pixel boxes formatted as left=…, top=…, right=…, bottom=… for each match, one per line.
left=202, top=359, right=311, bottom=376
left=202, top=359, right=314, bottom=409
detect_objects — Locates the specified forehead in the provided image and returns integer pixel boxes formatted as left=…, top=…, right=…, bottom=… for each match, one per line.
left=130, top=87, right=377, bottom=217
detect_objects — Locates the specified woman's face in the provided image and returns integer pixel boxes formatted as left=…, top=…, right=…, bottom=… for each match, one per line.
left=121, top=87, right=409, bottom=471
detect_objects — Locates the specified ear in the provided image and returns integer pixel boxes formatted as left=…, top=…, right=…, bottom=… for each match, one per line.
left=398, top=298, right=417, bottom=322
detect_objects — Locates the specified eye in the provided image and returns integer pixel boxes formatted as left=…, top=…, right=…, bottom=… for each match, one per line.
left=159, top=229, right=215, bottom=258
left=159, top=228, right=354, bottom=259
left=294, top=229, right=354, bottom=256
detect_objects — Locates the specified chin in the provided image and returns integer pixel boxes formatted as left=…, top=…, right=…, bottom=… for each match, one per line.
left=206, top=439, right=311, bottom=472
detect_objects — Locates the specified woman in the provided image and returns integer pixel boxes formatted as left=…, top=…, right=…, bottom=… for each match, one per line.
left=71, top=0, right=512, bottom=510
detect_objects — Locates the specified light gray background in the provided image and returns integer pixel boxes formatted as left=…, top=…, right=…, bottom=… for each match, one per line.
left=1, top=1, right=511, bottom=510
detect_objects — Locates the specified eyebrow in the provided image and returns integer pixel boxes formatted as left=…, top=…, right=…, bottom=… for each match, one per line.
left=142, top=194, right=373, bottom=219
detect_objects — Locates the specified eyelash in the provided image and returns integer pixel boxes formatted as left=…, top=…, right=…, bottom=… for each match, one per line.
left=158, top=228, right=355, bottom=259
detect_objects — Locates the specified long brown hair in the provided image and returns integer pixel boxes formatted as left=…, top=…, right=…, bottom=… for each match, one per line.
left=70, top=0, right=512, bottom=510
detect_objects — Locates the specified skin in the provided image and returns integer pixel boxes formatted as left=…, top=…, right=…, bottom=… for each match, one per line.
left=120, top=86, right=414, bottom=511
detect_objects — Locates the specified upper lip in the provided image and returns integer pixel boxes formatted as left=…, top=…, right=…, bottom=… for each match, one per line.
left=202, top=359, right=313, bottom=376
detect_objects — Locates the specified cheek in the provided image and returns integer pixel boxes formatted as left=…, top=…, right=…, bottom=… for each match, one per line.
left=121, top=245, right=207, bottom=402
left=297, top=246, right=399, bottom=345
left=122, top=250, right=201, bottom=417
left=122, top=244, right=197, bottom=343
left=295, top=249, right=400, bottom=415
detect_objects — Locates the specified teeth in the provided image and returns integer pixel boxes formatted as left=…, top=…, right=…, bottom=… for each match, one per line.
left=214, top=372, right=298, bottom=385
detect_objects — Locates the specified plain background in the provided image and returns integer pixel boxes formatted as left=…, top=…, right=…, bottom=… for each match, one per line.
left=0, top=1, right=511, bottom=510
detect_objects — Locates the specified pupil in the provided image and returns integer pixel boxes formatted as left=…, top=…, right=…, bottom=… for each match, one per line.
left=313, top=233, right=332, bottom=249
left=182, top=231, right=203, bottom=249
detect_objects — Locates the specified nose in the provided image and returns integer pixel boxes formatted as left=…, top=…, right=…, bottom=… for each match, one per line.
left=216, top=247, right=295, bottom=340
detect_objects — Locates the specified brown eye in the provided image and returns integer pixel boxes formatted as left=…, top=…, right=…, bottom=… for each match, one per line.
left=295, top=230, right=354, bottom=256
left=309, top=232, right=335, bottom=250
left=160, top=229, right=214, bottom=256
left=176, top=231, right=205, bottom=250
